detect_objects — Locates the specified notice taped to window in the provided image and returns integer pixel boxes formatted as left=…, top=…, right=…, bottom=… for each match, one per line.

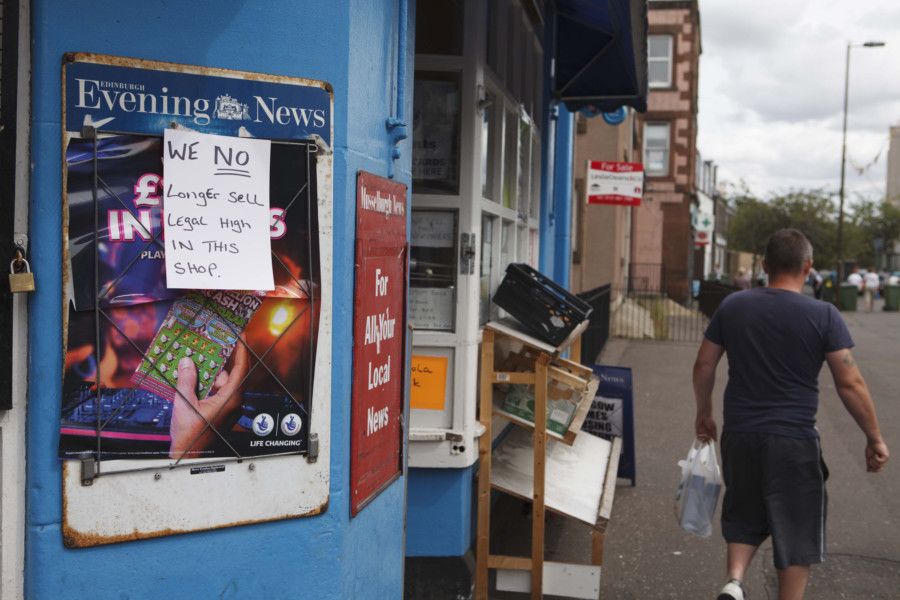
left=163, top=129, right=274, bottom=290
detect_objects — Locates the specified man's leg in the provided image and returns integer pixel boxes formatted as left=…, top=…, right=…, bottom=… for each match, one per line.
left=726, top=543, right=758, bottom=582
left=777, top=565, right=810, bottom=600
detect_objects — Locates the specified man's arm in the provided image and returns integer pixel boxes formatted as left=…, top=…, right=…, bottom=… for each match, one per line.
left=825, top=348, right=889, bottom=473
left=693, top=338, right=725, bottom=442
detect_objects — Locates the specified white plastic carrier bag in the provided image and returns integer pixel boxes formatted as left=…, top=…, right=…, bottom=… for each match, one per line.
left=674, top=439, right=722, bottom=538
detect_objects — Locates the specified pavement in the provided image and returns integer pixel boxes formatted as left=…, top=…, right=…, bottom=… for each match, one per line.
left=489, top=299, right=900, bottom=599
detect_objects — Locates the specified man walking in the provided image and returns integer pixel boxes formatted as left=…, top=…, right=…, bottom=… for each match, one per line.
left=863, top=267, right=880, bottom=312
left=692, top=229, right=889, bottom=600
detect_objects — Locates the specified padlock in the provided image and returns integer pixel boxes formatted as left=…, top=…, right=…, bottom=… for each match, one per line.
left=9, top=258, right=36, bottom=293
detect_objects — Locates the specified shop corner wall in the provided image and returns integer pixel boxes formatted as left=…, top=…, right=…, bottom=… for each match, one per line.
left=26, top=1, right=411, bottom=599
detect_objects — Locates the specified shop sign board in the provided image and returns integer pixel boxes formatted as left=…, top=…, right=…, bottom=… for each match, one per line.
left=583, top=365, right=636, bottom=485
left=65, top=55, right=331, bottom=145
left=693, top=211, right=715, bottom=246
left=586, top=161, right=644, bottom=206
left=350, top=171, right=408, bottom=516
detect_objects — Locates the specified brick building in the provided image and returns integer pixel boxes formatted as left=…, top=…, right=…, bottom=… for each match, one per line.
left=570, top=110, right=639, bottom=297
left=634, top=0, right=701, bottom=301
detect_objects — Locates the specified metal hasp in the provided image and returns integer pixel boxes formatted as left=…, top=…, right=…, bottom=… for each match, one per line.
left=306, top=433, right=319, bottom=463
left=460, top=233, right=476, bottom=275
left=80, top=458, right=97, bottom=486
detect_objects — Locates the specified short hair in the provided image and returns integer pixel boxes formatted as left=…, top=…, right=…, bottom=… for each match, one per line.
left=764, top=229, right=813, bottom=277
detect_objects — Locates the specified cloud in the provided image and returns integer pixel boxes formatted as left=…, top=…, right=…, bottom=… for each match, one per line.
left=697, top=0, right=900, bottom=198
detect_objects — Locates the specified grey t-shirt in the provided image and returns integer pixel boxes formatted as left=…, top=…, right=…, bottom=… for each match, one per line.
left=704, top=287, right=854, bottom=438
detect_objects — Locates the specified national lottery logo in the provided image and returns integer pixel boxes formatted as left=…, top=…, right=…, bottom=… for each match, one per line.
left=252, top=413, right=274, bottom=436
left=281, top=413, right=302, bottom=437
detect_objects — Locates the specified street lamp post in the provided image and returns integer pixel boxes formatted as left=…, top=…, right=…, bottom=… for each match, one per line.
left=836, top=40, right=885, bottom=296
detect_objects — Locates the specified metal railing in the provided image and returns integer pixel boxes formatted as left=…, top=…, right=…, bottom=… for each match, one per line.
left=610, top=278, right=738, bottom=343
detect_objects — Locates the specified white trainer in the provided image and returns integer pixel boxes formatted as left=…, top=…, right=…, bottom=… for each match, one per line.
left=717, top=579, right=745, bottom=600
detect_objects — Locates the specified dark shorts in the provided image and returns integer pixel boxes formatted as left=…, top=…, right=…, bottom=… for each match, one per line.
left=721, top=431, right=828, bottom=570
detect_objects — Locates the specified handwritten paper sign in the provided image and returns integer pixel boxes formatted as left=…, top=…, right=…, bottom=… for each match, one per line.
left=411, top=210, right=455, bottom=248
left=410, top=355, right=448, bottom=411
left=409, top=287, right=454, bottom=330
left=163, top=128, right=274, bottom=290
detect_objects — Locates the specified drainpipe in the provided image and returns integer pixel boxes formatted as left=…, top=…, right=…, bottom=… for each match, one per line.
left=386, top=0, right=409, bottom=178
left=552, top=104, right=574, bottom=288
left=538, top=10, right=557, bottom=276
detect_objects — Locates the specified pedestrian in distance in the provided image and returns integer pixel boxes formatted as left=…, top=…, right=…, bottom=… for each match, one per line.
left=807, top=267, right=823, bottom=299
left=863, top=266, right=880, bottom=312
left=692, top=229, right=889, bottom=600
left=733, top=267, right=750, bottom=291
left=847, top=265, right=863, bottom=294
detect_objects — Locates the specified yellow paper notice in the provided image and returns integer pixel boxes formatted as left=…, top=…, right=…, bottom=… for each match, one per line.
left=410, top=355, right=448, bottom=411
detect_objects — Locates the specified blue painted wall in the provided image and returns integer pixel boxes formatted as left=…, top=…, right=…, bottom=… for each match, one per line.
left=405, top=466, right=474, bottom=557
left=26, top=1, right=410, bottom=598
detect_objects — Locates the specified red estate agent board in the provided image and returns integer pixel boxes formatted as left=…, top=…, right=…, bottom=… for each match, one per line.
left=586, top=160, right=644, bottom=206
left=350, top=171, right=408, bottom=516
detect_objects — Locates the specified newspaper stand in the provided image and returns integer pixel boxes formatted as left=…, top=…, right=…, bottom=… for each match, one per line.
left=476, top=319, right=622, bottom=599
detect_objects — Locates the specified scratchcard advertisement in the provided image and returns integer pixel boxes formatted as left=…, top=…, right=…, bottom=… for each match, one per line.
left=60, top=134, right=320, bottom=460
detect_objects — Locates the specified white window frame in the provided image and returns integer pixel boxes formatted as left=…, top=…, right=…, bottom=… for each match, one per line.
left=643, top=122, right=671, bottom=178
left=410, top=0, right=543, bottom=468
left=648, top=34, right=673, bottom=89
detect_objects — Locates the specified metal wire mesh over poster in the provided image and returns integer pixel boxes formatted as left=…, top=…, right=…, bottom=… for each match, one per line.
left=60, top=132, right=320, bottom=465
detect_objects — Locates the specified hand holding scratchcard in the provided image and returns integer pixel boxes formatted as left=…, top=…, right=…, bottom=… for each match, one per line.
left=169, top=338, right=249, bottom=458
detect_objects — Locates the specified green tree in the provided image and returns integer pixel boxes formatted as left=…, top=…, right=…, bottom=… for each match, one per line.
left=727, top=192, right=781, bottom=271
left=769, top=189, right=837, bottom=269
left=726, top=187, right=837, bottom=272
left=849, top=199, right=900, bottom=269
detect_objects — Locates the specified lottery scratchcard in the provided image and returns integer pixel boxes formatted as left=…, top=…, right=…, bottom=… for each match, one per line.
left=133, top=291, right=262, bottom=401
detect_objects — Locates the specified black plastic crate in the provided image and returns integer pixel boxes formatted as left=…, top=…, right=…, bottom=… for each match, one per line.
left=492, top=263, right=592, bottom=347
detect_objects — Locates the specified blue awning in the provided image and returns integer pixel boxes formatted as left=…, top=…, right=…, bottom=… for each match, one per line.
left=552, top=0, right=648, bottom=113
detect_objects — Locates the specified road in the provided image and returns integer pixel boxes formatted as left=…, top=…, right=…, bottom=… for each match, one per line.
left=594, top=304, right=900, bottom=599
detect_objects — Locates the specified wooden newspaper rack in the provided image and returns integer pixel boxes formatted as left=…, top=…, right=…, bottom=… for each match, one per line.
left=476, top=320, right=621, bottom=599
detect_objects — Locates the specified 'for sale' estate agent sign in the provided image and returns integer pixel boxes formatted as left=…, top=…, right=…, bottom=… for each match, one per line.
left=350, top=171, right=408, bottom=516
left=586, top=161, right=644, bottom=206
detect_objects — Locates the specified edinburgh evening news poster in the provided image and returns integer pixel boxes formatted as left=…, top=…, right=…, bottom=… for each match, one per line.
left=60, top=134, right=320, bottom=460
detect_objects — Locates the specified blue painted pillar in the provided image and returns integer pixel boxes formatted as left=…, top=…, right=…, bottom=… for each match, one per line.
left=551, top=105, right=574, bottom=288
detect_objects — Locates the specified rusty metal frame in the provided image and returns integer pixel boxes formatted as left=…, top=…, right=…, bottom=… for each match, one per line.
left=74, top=128, right=319, bottom=483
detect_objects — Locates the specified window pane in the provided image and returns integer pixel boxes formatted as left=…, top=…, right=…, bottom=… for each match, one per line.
left=648, top=35, right=671, bottom=58
left=416, top=0, right=464, bottom=55
left=517, top=224, right=529, bottom=267
left=481, top=92, right=497, bottom=200
left=480, top=214, right=495, bottom=325
left=518, top=118, right=531, bottom=217
left=531, top=138, right=541, bottom=218
left=533, top=47, right=544, bottom=129
left=413, top=72, right=462, bottom=194
left=644, top=123, right=670, bottom=176
left=410, top=210, right=458, bottom=331
left=487, top=0, right=503, bottom=77
left=501, top=221, right=514, bottom=272
left=506, top=2, right=518, bottom=93
left=502, top=108, right=518, bottom=209
left=649, top=61, right=670, bottom=86
left=648, top=35, right=672, bottom=87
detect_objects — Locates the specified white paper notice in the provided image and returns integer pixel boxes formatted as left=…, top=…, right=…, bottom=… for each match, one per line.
left=163, top=129, right=274, bottom=290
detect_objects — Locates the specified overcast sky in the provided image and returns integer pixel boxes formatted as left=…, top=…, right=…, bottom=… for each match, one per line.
left=697, top=0, right=900, bottom=201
